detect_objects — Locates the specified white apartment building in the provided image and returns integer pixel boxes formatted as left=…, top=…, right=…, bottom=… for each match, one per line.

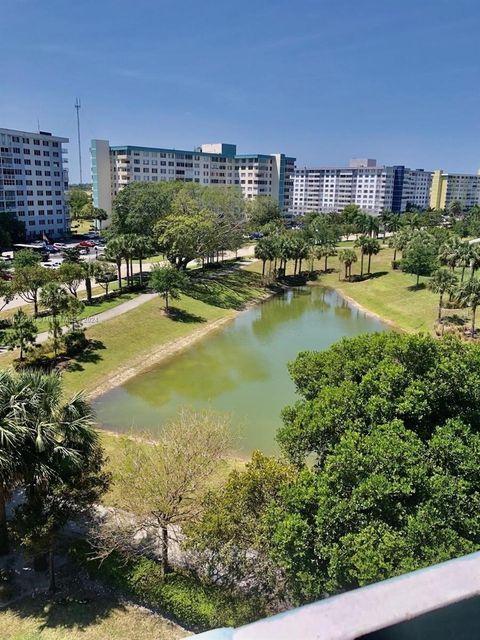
left=0, top=128, right=69, bottom=240
left=291, top=159, right=395, bottom=216
left=291, top=160, right=433, bottom=216
left=430, top=169, right=480, bottom=210
left=91, top=140, right=295, bottom=222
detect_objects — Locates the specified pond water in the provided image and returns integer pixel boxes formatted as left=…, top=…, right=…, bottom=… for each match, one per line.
left=94, top=286, right=384, bottom=454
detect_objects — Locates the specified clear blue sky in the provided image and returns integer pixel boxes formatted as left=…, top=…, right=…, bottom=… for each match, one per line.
left=2, top=0, right=479, bottom=181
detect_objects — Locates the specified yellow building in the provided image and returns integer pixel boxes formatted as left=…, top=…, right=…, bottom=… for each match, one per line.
left=430, top=169, right=480, bottom=211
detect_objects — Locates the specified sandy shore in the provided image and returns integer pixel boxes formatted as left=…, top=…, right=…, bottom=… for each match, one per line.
left=87, top=291, right=275, bottom=400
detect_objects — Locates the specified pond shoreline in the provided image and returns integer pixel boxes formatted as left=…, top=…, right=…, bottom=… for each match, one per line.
left=87, top=290, right=276, bottom=401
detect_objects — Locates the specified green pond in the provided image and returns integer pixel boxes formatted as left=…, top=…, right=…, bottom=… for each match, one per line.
left=94, top=286, right=384, bottom=454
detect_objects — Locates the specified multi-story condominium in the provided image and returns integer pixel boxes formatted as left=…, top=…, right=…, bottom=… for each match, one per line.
left=430, top=169, right=480, bottom=211
left=291, top=159, right=395, bottom=216
left=0, top=128, right=69, bottom=240
left=91, top=140, right=295, bottom=222
left=291, top=160, right=434, bottom=216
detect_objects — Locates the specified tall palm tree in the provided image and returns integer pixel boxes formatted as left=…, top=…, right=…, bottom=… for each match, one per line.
left=14, top=370, right=99, bottom=588
left=132, top=235, right=152, bottom=286
left=387, top=213, right=402, bottom=235
left=316, top=241, right=338, bottom=272
left=40, top=283, right=69, bottom=357
left=364, top=237, right=381, bottom=274
left=105, top=237, right=125, bottom=292
left=255, top=238, right=275, bottom=276
left=354, top=235, right=369, bottom=277
left=0, top=370, right=27, bottom=555
left=455, top=278, right=480, bottom=336
left=468, top=244, right=480, bottom=280
left=428, top=268, right=458, bottom=322
left=338, top=249, right=357, bottom=281
left=379, top=210, right=391, bottom=240
left=389, top=230, right=410, bottom=262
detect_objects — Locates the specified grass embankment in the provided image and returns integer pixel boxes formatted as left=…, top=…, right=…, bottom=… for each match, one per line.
left=248, top=242, right=468, bottom=334
left=0, top=592, right=185, bottom=640
left=56, top=267, right=266, bottom=397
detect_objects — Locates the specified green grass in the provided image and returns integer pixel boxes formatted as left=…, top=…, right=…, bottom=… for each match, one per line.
left=247, top=244, right=469, bottom=334
left=0, top=592, right=186, bottom=640
left=59, top=268, right=265, bottom=397
left=1, top=291, right=139, bottom=334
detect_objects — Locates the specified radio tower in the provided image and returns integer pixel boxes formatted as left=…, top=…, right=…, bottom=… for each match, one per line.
left=74, top=98, right=83, bottom=184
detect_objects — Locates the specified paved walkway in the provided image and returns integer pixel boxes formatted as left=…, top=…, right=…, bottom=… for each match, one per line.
left=35, top=293, right=157, bottom=344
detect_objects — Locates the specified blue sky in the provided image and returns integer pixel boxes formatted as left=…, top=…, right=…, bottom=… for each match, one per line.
left=1, top=0, right=479, bottom=181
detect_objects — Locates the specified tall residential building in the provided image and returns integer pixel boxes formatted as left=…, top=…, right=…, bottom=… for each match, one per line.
left=291, top=160, right=395, bottom=216
left=430, top=169, right=480, bottom=210
left=91, top=140, right=295, bottom=222
left=291, top=160, right=433, bottom=216
left=0, top=127, right=69, bottom=239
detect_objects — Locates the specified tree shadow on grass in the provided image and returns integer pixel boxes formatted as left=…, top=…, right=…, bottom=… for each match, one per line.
left=167, top=307, right=206, bottom=323
left=187, top=268, right=263, bottom=310
left=407, top=282, right=427, bottom=291
left=66, top=339, right=106, bottom=372
left=6, top=589, right=127, bottom=634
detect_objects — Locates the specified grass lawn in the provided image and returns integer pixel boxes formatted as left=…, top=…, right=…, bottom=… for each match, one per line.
left=247, top=243, right=469, bottom=334
left=0, top=593, right=187, bottom=640
left=59, top=268, right=265, bottom=397
left=0, top=291, right=139, bottom=334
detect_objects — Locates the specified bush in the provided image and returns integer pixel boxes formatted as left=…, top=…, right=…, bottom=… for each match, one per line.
left=70, top=541, right=264, bottom=631
left=63, top=330, right=88, bottom=356
left=391, top=260, right=401, bottom=270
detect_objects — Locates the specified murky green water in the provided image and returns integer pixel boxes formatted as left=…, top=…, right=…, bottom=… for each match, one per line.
left=94, top=287, right=384, bottom=454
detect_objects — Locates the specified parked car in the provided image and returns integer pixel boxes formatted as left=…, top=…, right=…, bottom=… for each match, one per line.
left=79, top=240, right=96, bottom=247
left=79, top=248, right=89, bottom=255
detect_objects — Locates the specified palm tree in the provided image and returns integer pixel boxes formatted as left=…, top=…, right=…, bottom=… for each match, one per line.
left=255, top=238, right=275, bottom=276
left=389, top=230, right=410, bottom=262
left=338, top=249, right=358, bottom=281
left=40, top=283, right=69, bottom=357
left=379, top=210, right=391, bottom=239
left=354, top=235, right=369, bottom=277
left=82, top=261, right=97, bottom=304
left=132, top=235, right=152, bottom=286
left=105, top=237, right=125, bottom=292
left=364, top=237, right=381, bottom=274
left=438, top=237, right=463, bottom=272
left=13, top=370, right=100, bottom=590
left=366, top=214, right=380, bottom=238
left=428, top=268, right=458, bottom=322
left=387, top=213, right=402, bottom=235
left=402, top=212, right=422, bottom=230
left=0, top=370, right=26, bottom=555
left=316, top=241, right=338, bottom=272
left=455, top=278, right=480, bottom=336
left=3, top=309, right=38, bottom=360
left=468, top=244, right=480, bottom=280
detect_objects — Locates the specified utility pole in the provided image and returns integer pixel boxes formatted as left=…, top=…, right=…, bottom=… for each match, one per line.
left=74, top=97, right=83, bottom=184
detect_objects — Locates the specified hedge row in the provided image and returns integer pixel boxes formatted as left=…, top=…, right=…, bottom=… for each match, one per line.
left=70, top=541, right=264, bottom=632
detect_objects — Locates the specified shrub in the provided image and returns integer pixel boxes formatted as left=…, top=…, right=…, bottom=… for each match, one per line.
left=70, top=541, right=264, bottom=631
left=64, top=330, right=88, bottom=356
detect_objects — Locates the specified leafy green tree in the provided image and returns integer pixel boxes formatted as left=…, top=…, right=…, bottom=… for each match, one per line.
left=386, top=213, right=402, bottom=235
left=428, top=268, right=458, bottom=322
left=401, top=232, right=438, bottom=286
left=0, top=278, right=13, bottom=313
left=388, top=229, right=410, bottom=262
left=338, top=248, right=357, bottom=280
left=93, top=261, right=116, bottom=297
left=315, top=241, right=338, bottom=272
left=186, top=452, right=294, bottom=602
left=156, top=211, right=215, bottom=270
left=150, top=264, right=189, bottom=311
left=62, top=246, right=81, bottom=264
left=110, top=181, right=181, bottom=236
left=58, top=262, right=84, bottom=298
left=267, top=418, right=480, bottom=601
left=246, top=196, right=282, bottom=231
left=93, top=207, right=108, bottom=230
left=0, top=211, right=25, bottom=247
left=449, top=200, right=463, bottom=217
left=12, top=265, right=53, bottom=316
left=3, top=309, right=38, bottom=360
left=67, top=188, right=90, bottom=220
left=454, top=278, right=480, bottom=335
left=39, top=282, right=69, bottom=355
left=62, top=296, right=85, bottom=332
left=13, top=249, right=41, bottom=269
